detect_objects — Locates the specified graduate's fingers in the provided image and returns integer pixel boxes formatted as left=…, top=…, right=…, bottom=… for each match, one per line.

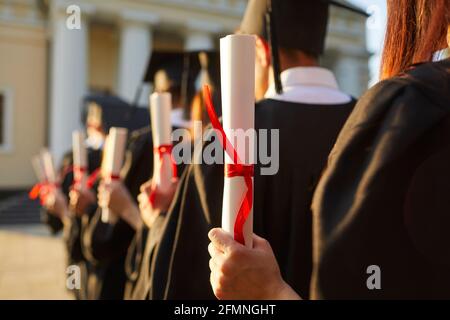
left=208, top=228, right=238, bottom=254
left=209, top=258, right=218, bottom=273
left=210, top=267, right=232, bottom=300
left=97, top=191, right=110, bottom=208
left=97, top=181, right=105, bottom=194
left=210, top=268, right=219, bottom=294
left=208, top=242, right=224, bottom=258
left=252, top=233, right=272, bottom=250
left=68, top=189, right=78, bottom=205
left=137, top=192, right=149, bottom=210
left=140, top=180, right=152, bottom=194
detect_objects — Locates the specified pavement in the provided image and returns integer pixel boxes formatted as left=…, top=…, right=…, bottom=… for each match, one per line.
left=0, top=224, right=74, bottom=300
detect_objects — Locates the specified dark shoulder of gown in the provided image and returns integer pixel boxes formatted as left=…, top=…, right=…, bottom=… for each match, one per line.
left=149, top=98, right=355, bottom=300
left=311, top=59, right=450, bottom=299
left=82, top=127, right=153, bottom=300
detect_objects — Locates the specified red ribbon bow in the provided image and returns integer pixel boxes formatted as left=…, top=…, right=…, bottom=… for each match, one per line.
left=29, top=165, right=101, bottom=206
left=202, top=85, right=254, bottom=246
left=148, top=144, right=178, bottom=206
left=73, top=166, right=87, bottom=187
left=105, top=173, right=121, bottom=181
left=86, top=168, right=101, bottom=189
left=29, top=181, right=59, bottom=205
left=65, top=166, right=101, bottom=190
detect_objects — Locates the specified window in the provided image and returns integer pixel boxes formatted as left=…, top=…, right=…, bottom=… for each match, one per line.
left=0, top=88, right=13, bottom=153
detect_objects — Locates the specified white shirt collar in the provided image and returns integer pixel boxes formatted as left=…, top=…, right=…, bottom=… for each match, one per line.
left=264, top=67, right=352, bottom=105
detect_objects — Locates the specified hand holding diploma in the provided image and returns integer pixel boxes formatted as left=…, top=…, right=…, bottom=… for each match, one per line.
left=69, top=187, right=96, bottom=217
left=97, top=180, right=142, bottom=230
left=137, top=179, right=178, bottom=228
left=30, top=150, right=69, bottom=221
left=208, top=228, right=300, bottom=300
left=99, top=127, right=128, bottom=223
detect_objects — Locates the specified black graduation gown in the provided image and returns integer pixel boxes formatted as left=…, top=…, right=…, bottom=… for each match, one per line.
left=127, top=127, right=189, bottom=300
left=41, top=147, right=102, bottom=300
left=311, top=59, right=450, bottom=299
left=82, top=126, right=154, bottom=300
left=147, top=98, right=355, bottom=300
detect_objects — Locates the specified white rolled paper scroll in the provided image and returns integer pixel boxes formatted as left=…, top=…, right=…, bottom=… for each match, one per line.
left=40, top=149, right=57, bottom=184
left=220, top=34, right=256, bottom=248
left=101, top=127, right=128, bottom=223
left=31, top=155, right=47, bottom=182
left=39, top=149, right=57, bottom=207
left=150, top=92, right=174, bottom=193
left=72, top=130, right=88, bottom=187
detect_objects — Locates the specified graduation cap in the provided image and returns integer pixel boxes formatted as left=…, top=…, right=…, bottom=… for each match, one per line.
left=141, top=50, right=220, bottom=120
left=82, top=94, right=150, bottom=133
left=143, top=51, right=186, bottom=88
left=140, top=51, right=204, bottom=111
left=240, top=0, right=369, bottom=94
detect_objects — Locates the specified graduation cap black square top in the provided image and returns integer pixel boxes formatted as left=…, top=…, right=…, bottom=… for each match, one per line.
left=240, top=0, right=368, bottom=94
left=240, top=0, right=367, bottom=54
left=143, top=51, right=186, bottom=88
left=142, top=50, right=219, bottom=118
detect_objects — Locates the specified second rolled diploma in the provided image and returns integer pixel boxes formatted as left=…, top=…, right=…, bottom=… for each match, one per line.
left=220, top=35, right=256, bottom=248
left=72, top=130, right=88, bottom=188
left=100, top=127, right=128, bottom=223
left=150, top=92, right=176, bottom=196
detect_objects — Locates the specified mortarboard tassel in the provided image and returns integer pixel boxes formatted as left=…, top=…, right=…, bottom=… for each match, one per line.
left=181, top=53, right=191, bottom=120
left=265, top=0, right=283, bottom=95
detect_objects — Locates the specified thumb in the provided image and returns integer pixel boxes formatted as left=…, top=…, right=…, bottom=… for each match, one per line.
left=208, top=228, right=237, bottom=253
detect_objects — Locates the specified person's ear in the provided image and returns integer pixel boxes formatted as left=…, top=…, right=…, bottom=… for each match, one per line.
left=255, top=36, right=271, bottom=68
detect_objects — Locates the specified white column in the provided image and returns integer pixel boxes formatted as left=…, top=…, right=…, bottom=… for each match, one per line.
left=117, top=15, right=153, bottom=106
left=49, top=10, right=88, bottom=164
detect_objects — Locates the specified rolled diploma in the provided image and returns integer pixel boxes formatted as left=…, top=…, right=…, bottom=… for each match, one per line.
left=150, top=92, right=173, bottom=193
left=31, top=155, right=47, bottom=182
left=220, top=35, right=256, bottom=248
left=101, top=127, right=128, bottom=223
left=72, top=130, right=88, bottom=187
left=41, top=149, right=57, bottom=184
left=40, top=149, right=57, bottom=206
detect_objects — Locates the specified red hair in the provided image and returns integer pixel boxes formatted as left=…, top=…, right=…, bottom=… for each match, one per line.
left=381, top=0, right=449, bottom=80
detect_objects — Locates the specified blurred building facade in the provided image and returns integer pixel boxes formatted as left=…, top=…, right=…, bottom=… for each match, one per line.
left=0, top=0, right=369, bottom=192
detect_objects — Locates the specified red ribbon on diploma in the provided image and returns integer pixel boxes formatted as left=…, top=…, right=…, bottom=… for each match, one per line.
left=86, top=168, right=101, bottom=189
left=73, top=166, right=87, bottom=187
left=202, top=85, right=254, bottom=246
left=29, top=181, right=59, bottom=205
left=148, top=145, right=178, bottom=206
left=104, top=174, right=121, bottom=181
left=29, top=165, right=101, bottom=205
left=63, top=166, right=101, bottom=190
